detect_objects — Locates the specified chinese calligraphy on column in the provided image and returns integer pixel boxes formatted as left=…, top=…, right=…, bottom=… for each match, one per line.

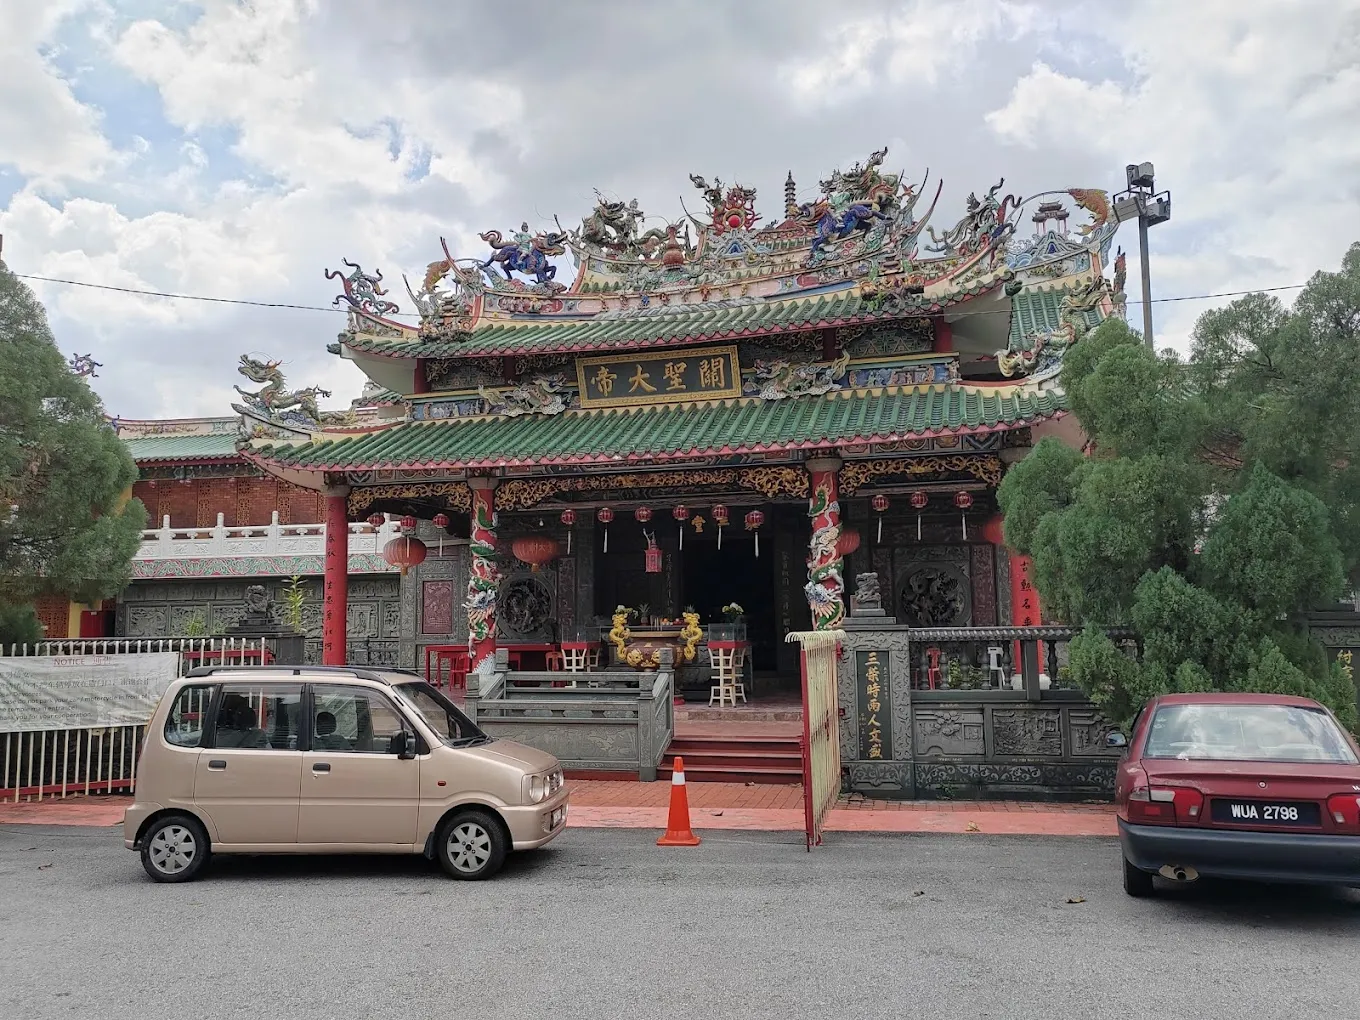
left=856, top=649, right=892, bottom=760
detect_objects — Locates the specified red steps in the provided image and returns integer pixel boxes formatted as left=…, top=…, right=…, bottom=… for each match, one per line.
left=660, top=733, right=804, bottom=785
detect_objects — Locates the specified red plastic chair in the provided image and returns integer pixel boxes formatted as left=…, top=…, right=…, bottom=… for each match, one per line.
left=925, top=647, right=942, bottom=690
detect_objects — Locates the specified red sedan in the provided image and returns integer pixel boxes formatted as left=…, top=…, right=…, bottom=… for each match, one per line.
left=1113, top=692, right=1360, bottom=896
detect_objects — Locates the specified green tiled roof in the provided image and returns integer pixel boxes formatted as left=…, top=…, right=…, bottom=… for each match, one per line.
left=346, top=291, right=876, bottom=360
left=249, top=385, right=1064, bottom=471
left=1009, top=287, right=1102, bottom=345
left=122, top=433, right=241, bottom=462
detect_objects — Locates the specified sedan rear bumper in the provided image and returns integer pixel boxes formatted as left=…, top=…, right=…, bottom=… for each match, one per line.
left=1120, top=819, right=1360, bottom=885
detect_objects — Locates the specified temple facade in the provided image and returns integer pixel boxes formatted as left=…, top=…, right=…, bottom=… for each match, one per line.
left=236, top=150, right=1126, bottom=697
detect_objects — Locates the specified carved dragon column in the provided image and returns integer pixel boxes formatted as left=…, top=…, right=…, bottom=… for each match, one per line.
left=804, top=457, right=845, bottom=630
left=465, top=478, right=501, bottom=673
left=322, top=485, right=350, bottom=665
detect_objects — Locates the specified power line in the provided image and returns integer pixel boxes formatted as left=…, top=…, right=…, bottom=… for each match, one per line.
left=11, top=269, right=1307, bottom=320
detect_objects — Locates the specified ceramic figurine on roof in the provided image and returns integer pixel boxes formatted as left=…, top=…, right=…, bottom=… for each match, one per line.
left=687, top=174, right=759, bottom=234
left=477, top=222, right=569, bottom=291
left=232, top=354, right=356, bottom=433
left=477, top=374, right=569, bottom=417
left=926, top=179, right=1022, bottom=257
left=997, top=274, right=1108, bottom=379
left=68, top=353, right=101, bottom=378
left=796, top=149, right=939, bottom=266
left=325, top=259, right=400, bottom=317
left=749, top=352, right=851, bottom=401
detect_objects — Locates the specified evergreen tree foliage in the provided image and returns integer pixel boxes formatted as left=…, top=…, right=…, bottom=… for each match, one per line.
left=0, top=261, right=146, bottom=611
left=999, top=243, right=1360, bottom=728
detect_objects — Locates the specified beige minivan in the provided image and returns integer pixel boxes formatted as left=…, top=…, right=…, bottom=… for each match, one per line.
left=125, top=665, right=568, bottom=882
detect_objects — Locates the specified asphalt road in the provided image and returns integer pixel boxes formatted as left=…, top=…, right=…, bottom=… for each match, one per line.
left=2, top=824, right=1358, bottom=1020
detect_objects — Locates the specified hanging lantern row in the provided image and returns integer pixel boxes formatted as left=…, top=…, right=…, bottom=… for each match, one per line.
left=870, top=494, right=890, bottom=542
left=560, top=508, right=576, bottom=553
left=910, top=490, right=929, bottom=540
left=673, top=505, right=689, bottom=548
left=512, top=535, right=562, bottom=572
left=712, top=504, right=729, bottom=550
left=597, top=506, right=613, bottom=552
left=744, top=509, right=765, bottom=557
left=382, top=535, right=426, bottom=577
left=955, top=490, right=974, bottom=541
left=836, top=526, right=861, bottom=558
left=634, top=506, right=653, bottom=523
left=400, top=514, right=417, bottom=533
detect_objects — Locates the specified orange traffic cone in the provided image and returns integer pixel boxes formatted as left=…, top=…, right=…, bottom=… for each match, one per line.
left=657, top=756, right=701, bottom=846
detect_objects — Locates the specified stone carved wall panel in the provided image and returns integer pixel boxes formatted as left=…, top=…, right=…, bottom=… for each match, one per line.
left=1068, top=708, right=1117, bottom=756
left=991, top=708, right=1063, bottom=756
left=913, top=708, right=986, bottom=756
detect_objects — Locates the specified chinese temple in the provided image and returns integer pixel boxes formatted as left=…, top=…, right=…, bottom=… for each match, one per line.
left=237, top=148, right=1126, bottom=698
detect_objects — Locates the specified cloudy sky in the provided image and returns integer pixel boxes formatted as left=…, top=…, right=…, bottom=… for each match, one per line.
left=4, top=0, right=1359, bottom=420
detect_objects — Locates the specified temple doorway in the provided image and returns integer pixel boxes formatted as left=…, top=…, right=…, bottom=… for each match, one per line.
left=680, top=528, right=778, bottom=673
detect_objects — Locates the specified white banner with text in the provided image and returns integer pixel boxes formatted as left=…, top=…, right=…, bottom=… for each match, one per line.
left=0, top=654, right=180, bottom=733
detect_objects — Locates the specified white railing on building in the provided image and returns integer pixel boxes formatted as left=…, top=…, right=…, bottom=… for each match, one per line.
left=134, top=512, right=400, bottom=560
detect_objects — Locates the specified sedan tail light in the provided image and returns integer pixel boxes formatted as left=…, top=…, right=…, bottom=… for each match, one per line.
left=1128, top=785, right=1204, bottom=826
left=1326, top=794, right=1360, bottom=830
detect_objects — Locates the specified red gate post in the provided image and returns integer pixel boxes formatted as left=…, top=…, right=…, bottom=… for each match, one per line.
left=322, top=487, right=350, bottom=665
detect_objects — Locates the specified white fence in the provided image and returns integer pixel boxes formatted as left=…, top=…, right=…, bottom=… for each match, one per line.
left=135, top=512, right=400, bottom=561
left=1, top=638, right=266, bottom=802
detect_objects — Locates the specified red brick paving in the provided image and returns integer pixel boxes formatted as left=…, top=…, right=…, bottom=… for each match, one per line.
left=0, top=784, right=1116, bottom=837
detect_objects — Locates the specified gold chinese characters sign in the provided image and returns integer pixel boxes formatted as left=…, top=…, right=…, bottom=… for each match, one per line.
left=575, top=344, right=742, bottom=409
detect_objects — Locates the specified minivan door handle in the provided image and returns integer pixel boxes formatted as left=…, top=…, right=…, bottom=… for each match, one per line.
left=311, top=762, right=331, bottom=774
left=207, top=760, right=227, bottom=771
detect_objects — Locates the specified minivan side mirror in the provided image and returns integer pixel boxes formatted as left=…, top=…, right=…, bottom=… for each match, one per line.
left=1106, top=732, right=1128, bottom=749
left=398, top=731, right=417, bottom=760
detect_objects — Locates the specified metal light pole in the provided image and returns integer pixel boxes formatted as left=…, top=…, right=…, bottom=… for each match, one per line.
left=1113, top=162, right=1171, bottom=350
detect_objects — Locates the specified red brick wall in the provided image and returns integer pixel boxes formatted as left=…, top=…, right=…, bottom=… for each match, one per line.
left=132, top=475, right=325, bottom=529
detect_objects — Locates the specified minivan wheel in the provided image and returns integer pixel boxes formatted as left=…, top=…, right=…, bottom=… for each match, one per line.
left=141, top=814, right=210, bottom=883
left=437, top=810, right=507, bottom=881
left=1122, top=855, right=1155, bottom=898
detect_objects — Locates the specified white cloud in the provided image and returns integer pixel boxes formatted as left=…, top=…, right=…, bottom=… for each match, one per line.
left=985, top=0, right=1360, bottom=350
left=0, top=1, right=114, bottom=183
left=782, top=0, right=1037, bottom=103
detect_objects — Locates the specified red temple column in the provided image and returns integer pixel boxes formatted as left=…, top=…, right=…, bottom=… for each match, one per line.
left=322, top=487, right=350, bottom=665
left=805, top=457, right=845, bottom=630
left=466, top=478, right=501, bottom=672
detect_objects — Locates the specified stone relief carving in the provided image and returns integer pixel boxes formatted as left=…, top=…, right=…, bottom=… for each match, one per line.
left=991, top=708, right=1063, bottom=756
left=913, top=708, right=986, bottom=756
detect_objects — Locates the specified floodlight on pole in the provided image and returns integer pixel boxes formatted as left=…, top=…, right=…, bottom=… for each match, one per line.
left=1113, top=162, right=1171, bottom=349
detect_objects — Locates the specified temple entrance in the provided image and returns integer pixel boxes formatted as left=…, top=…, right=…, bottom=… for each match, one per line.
left=680, top=528, right=777, bottom=673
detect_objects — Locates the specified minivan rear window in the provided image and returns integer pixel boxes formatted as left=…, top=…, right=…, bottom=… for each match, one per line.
left=1145, top=703, right=1358, bottom=764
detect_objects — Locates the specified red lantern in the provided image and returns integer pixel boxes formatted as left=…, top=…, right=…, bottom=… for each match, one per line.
left=382, top=536, right=427, bottom=576
left=634, top=506, right=653, bottom=523
left=711, top=505, right=729, bottom=550
left=909, top=490, right=929, bottom=541
left=644, top=533, right=662, bottom=574
left=673, top=505, right=689, bottom=548
left=511, top=535, right=562, bottom=572
left=955, top=490, right=974, bottom=541
left=431, top=512, right=450, bottom=555
left=560, top=509, right=576, bottom=553
left=368, top=512, right=385, bottom=552
left=835, top=527, right=861, bottom=558
left=597, top=507, right=613, bottom=552
left=400, top=514, right=417, bottom=532
left=870, top=494, right=889, bottom=542
left=744, top=509, right=765, bottom=558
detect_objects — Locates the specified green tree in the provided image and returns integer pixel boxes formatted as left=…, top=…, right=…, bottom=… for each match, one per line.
left=999, top=243, right=1360, bottom=729
left=0, top=261, right=147, bottom=612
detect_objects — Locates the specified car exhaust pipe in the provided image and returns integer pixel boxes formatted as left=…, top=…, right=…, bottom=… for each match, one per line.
left=1158, top=864, right=1199, bottom=883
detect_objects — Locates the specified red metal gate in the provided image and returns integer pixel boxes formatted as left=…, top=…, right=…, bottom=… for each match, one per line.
left=787, top=630, right=843, bottom=849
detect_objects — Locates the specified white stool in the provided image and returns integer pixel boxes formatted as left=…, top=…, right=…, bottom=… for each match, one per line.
left=986, top=646, right=1006, bottom=689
